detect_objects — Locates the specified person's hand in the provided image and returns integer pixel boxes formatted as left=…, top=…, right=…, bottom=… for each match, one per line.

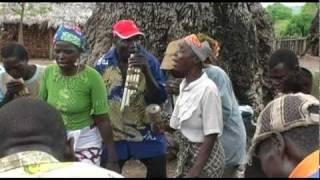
left=105, top=161, right=121, bottom=173
left=64, top=137, right=78, bottom=162
left=6, top=80, right=24, bottom=96
left=128, top=53, right=149, bottom=74
left=165, top=78, right=181, bottom=95
left=151, top=121, right=166, bottom=134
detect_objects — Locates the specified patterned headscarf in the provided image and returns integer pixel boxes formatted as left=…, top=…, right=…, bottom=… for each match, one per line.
left=182, top=34, right=212, bottom=62
left=196, top=33, right=220, bottom=62
left=247, top=93, right=319, bottom=164
left=53, top=24, right=87, bottom=52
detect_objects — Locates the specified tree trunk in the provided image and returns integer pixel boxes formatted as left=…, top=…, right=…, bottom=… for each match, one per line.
left=18, top=2, right=25, bottom=45
left=84, top=2, right=274, bottom=116
left=302, top=9, right=319, bottom=56
left=48, top=28, right=54, bottom=60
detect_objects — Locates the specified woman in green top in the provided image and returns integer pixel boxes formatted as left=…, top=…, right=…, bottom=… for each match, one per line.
left=39, top=24, right=119, bottom=172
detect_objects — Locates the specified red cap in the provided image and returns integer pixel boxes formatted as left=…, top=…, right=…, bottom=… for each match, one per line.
left=112, top=19, right=144, bottom=39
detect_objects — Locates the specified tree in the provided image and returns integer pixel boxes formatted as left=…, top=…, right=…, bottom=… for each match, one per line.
left=283, top=3, right=318, bottom=37
left=265, top=3, right=293, bottom=38
left=84, top=3, right=275, bottom=116
left=300, top=3, right=318, bottom=17
left=15, top=3, right=25, bottom=45
left=266, top=3, right=293, bottom=23
left=302, top=9, right=319, bottom=56
left=284, top=15, right=308, bottom=37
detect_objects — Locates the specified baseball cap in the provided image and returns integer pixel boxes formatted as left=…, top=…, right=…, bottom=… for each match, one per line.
left=160, top=40, right=179, bottom=70
left=112, top=19, right=144, bottom=39
left=248, top=93, right=319, bottom=164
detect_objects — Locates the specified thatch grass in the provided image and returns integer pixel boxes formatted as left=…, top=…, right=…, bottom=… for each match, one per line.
left=0, top=3, right=96, bottom=28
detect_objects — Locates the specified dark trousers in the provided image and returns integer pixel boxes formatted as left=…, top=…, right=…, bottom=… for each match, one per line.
left=118, top=155, right=167, bottom=178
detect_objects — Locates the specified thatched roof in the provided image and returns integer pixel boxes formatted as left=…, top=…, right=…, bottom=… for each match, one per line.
left=0, top=3, right=95, bottom=28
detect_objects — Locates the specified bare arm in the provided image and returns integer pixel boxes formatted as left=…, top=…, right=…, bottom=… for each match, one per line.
left=94, top=113, right=120, bottom=172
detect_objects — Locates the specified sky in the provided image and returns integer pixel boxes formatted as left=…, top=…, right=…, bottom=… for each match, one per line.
left=260, top=2, right=306, bottom=8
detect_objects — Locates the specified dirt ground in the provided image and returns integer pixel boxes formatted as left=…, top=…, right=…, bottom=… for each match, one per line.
left=298, top=54, right=320, bottom=72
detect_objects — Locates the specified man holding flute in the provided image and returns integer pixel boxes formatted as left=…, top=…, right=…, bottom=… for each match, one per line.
left=95, top=19, right=167, bottom=178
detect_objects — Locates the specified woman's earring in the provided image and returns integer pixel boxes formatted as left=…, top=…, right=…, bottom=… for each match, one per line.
left=74, top=58, right=81, bottom=66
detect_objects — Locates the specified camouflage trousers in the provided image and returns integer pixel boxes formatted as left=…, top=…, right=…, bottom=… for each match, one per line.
left=174, top=131, right=225, bottom=178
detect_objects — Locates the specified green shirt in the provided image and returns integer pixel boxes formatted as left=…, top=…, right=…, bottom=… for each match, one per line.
left=39, top=64, right=109, bottom=130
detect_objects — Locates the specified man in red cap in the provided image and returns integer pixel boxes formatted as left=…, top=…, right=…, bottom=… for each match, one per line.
left=95, top=19, right=167, bottom=178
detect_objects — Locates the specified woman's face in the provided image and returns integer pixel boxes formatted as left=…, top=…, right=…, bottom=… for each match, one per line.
left=54, top=41, right=80, bottom=71
left=172, top=42, right=197, bottom=76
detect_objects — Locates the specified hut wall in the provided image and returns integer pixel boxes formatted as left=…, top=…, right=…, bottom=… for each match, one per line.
left=1, top=23, right=53, bottom=59
left=23, top=24, right=51, bottom=59
left=0, top=24, right=18, bottom=47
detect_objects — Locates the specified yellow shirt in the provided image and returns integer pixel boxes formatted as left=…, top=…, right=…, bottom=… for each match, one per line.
left=0, top=151, right=123, bottom=178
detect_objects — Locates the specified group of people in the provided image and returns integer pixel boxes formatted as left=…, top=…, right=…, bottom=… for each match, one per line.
left=0, top=19, right=318, bottom=178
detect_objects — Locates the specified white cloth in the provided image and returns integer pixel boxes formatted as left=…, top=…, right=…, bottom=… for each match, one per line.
left=67, top=126, right=102, bottom=165
left=170, top=73, right=223, bottom=143
left=0, top=64, right=46, bottom=98
left=67, top=126, right=102, bottom=150
left=24, top=64, right=46, bottom=84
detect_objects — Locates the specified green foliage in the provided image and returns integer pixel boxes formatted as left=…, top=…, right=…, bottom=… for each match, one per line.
left=283, top=3, right=318, bottom=37
left=284, top=14, right=312, bottom=37
left=265, top=3, right=318, bottom=38
left=10, top=3, right=23, bottom=15
left=38, top=6, right=52, bottom=15
left=274, top=20, right=290, bottom=38
left=11, top=3, right=52, bottom=17
left=266, top=3, right=293, bottom=23
left=301, top=3, right=318, bottom=16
